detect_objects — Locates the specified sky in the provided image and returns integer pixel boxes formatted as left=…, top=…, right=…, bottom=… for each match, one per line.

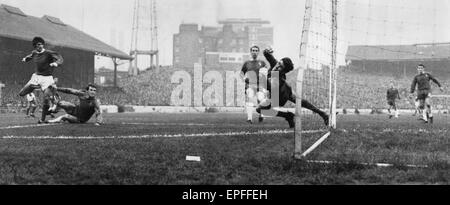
left=1, top=0, right=449, bottom=70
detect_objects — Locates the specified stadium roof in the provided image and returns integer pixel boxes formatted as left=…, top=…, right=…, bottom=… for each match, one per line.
left=0, top=4, right=132, bottom=60
left=346, top=43, right=450, bottom=61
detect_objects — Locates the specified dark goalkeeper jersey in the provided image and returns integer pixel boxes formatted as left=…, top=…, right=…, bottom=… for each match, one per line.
left=24, top=49, right=64, bottom=76
left=386, top=88, right=400, bottom=101
left=263, top=49, right=293, bottom=106
left=76, top=93, right=98, bottom=123
left=410, top=72, right=441, bottom=93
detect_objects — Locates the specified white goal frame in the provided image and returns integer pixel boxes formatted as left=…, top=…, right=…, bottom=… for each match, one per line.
left=295, top=0, right=338, bottom=159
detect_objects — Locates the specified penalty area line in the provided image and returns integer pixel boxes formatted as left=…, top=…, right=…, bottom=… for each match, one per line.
left=0, top=129, right=327, bottom=140
left=0, top=124, right=58, bottom=130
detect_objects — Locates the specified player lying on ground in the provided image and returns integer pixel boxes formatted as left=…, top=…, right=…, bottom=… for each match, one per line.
left=18, top=36, right=63, bottom=123
left=386, top=82, right=400, bottom=119
left=255, top=48, right=329, bottom=128
left=241, top=45, right=266, bottom=124
left=46, top=84, right=103, bottom=126
left=409, top=64, right=444, bottom=123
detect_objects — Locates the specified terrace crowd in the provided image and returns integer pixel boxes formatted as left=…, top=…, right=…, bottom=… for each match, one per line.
left=1, top=67, right=449, bottom=112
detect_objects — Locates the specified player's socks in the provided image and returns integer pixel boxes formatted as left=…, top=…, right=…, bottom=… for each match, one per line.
left=276, top=111, right=295, bottom=128
left=395, top=110, right=399, bottom=118
left=323, top=114, right=329, bottom=126
left=286, top=113, right=295, bottom=128
left=41, top=104, right=50, bottom=122
left=30, top=107, right=36, bottom=117
left=246, top=105, right=253, bottom=122
left=422, top=110, right=428, bottom=122
left=258, top=115, right=264, bottom=123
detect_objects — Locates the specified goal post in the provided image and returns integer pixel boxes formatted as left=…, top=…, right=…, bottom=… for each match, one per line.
left=294, top=67, right=304, bottom=158
left=294, top=0, right=338, bottom=159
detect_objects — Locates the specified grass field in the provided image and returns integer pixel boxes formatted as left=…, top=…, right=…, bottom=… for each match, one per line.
left=0, top=112, right=448, bottom=184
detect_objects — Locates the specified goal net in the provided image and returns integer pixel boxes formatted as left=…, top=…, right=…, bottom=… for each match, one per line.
left=294, top=0, right=337, bottom=158
left=294, top=0, right=450, bottom=166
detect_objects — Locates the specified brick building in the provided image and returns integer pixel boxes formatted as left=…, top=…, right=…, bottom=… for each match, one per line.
left=173, top=18, right=273, bottom=70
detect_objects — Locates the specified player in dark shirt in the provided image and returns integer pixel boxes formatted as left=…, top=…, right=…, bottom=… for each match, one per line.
left=241, top=46, right=267, bottom=124
left=255, top=48, right=329, bottom=128
left=47, top=84, right=103, bottom=125
left=19, top=37, right=63, bottom=123
left=386, top=82, right=400, bottom=119
left=409, top=64, right=444, bottom=123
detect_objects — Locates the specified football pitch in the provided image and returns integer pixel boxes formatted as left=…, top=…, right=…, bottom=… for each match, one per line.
left=0, top=112, right=448, bottom=184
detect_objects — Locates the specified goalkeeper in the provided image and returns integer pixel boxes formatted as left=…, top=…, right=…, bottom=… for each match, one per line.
left=46, top=84, right=103, bottom=125
left=255, top=48, right=329, bottom=128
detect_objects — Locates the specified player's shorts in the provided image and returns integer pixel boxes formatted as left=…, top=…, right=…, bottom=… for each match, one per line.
left=256, top=91, right=271, bottom=107
left=245, top=86, right=258, bottom=106
left=414, top=100, right=420, bottom=107
left=387, top=100, right=396, bottom=106
left=416, top=90, right=430, bottom=100
left=28, top=101, right=37, bottom=107
left=66, top=106, right=88, bottom=123
left=26, top=73, right=55, bottom=91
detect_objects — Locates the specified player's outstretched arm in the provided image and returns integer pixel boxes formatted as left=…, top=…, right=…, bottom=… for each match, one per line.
left=428, top=74, right=443, bottom=91
left=410, top=76, right=417, bottom=94
left=48, top=51, right=64, bottom=67
left=22, top=51, right=35, bottom=62
left=263, top=48, right=278, bottom=69
left=57, top=87, right=84, bottom=96
left=94, top=99, right=103, bottom=126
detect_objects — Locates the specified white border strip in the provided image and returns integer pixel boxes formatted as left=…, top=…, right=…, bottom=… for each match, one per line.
left=0, top=129, right=326, bottom=140
left=306, top=160, right=428, bottom=168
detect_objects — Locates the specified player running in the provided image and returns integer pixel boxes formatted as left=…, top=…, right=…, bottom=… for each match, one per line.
left=409, top=64, right=444, bottom=123
left=19, top=36, right=63, bottom=123
left=386, top=82, right=400, bottom=118
left=46, top=84, right=103, bottom=126
left=241, top=46, right=266, bottom=124
left=255, top=48, right=329, bottom=128
left=25, top=92, right=37, bottom=118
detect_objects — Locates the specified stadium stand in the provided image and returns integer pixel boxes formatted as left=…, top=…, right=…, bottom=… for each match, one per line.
left=1, top=66, right=448, bottom=112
